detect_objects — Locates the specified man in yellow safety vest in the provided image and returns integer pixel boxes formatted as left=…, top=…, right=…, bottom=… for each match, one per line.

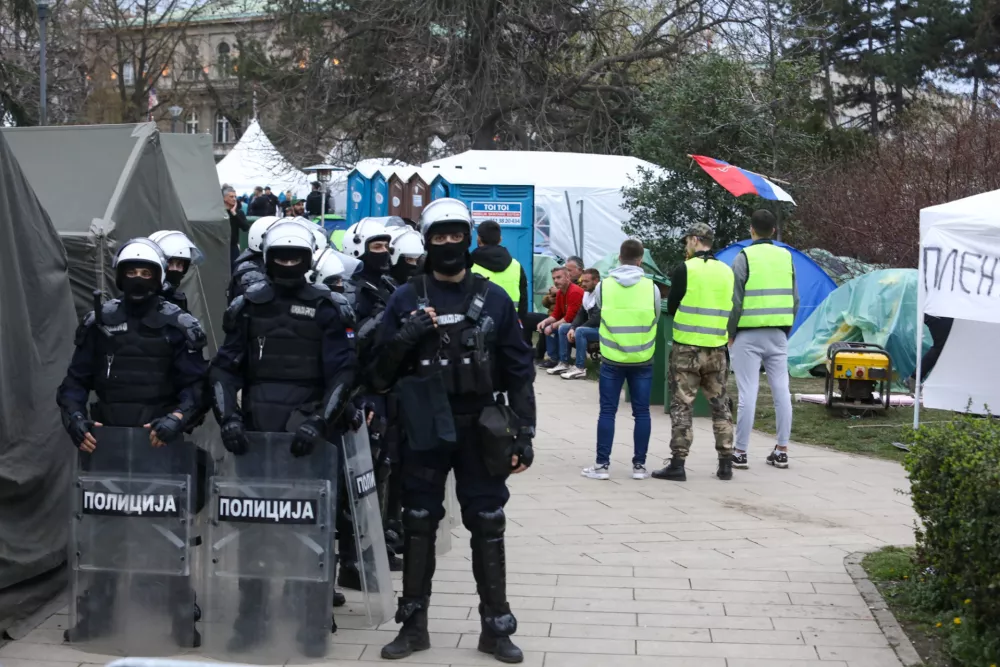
left=471, top=219, right=529, bottom=324
left=727, top=210, right=798, bottom=471
left=652, top=222, right=736, bottom=483
left=581, top=239, right=660, bottom=481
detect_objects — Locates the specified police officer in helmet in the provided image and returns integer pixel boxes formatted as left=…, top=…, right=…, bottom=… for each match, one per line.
left=227, top=215, right=281, bottom=302
left=56, top=237, right=209, bottom=646
left=148, top=230, right=204, bottom=312
left=209, top=219, right=358, bottom=652
left=370, top=198, right=536, bottom=663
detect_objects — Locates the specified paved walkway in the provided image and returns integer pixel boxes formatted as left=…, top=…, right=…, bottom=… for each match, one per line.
left=2, top=372, right=917, bottom=667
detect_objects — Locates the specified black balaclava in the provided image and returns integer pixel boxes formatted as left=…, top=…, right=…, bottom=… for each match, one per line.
left=360, top=235, right=392, bottom=277
left=391, top=258, right=420, bottom=284
left=266, top=247, right=311, bottom=288
left=118, top=261, right=161, bottom=305
left=425, top=222, right=470, bottom=276
left=164, top=259, right=191, bottom=289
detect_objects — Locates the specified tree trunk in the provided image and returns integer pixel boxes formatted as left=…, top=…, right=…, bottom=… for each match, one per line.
left=822, top=39, right=836, bottom=127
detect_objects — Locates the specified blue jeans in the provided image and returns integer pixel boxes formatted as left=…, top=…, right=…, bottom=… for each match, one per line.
left=574, top=327, right=599, bottom=368
left=545, top=324, right=574, bottom=362
left=596, top=362, right=652, bottom=466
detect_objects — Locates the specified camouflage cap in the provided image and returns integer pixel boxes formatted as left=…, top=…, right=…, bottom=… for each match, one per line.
left=683, top=222, right=715, bottom=243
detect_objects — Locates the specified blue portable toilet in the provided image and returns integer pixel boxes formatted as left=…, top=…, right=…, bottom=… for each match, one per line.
left=370, top=170, right=390, bottom=218
left=346, top=169, right=372, bottom=226
left=430, top=175, right=449, bottom=201
left=432, top=174, right=536, bottom=309
left=715, top=240, right=836, bottom=334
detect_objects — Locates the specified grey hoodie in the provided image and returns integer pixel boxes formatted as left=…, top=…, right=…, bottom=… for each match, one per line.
left=594, top=265, right=662, bottom=366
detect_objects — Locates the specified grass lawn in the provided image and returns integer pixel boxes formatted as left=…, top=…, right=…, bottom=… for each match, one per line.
left=861, top=547, right=999, bottom=667
left=729, top=375, right=956, bottom=462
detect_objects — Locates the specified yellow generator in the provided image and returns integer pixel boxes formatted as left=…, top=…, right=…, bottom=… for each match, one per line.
left=825, top=342, right=892, bottom=411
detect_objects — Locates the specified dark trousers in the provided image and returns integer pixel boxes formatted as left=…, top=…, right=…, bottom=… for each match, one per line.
left=521, top=312, right=548, bottom=357
left=401, top=422, right=510, bottom=524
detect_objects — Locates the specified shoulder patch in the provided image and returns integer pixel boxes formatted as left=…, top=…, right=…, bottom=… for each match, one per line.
left=223, top=295, right=247, bottom=334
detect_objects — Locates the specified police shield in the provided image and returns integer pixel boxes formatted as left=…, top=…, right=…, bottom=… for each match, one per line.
left=204, top=433, right=336, bottom=663
left=68, top=426, right=201, bottom=656
left=341, top=424, right=395, bottom=627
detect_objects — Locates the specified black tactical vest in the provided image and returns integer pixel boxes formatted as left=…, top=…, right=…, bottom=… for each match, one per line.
left=90, top=299, right=196, bottom=426
left=412, top=275, right=496, bottom=413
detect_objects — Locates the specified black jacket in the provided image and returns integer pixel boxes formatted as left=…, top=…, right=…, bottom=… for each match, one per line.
left=570, top=294, right=600, bottom=330
left=227, top=207, right=250, bottom=250
left=305, top=191, right=325, bottom=217
left=470, top=244, right=528, bottom=323
left=247, top=196, right=271, bottom=217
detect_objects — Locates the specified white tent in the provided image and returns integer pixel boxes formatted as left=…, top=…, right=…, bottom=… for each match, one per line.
left=915, top=189, right=1000, bottom=422
left=216, top=119, right=310, bottom=198
left=423, top=150, right=664, bottom=265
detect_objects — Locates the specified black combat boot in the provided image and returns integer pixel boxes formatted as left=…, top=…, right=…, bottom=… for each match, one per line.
left=651, top=458, right=686, bottom=481
left=716, top=458, right=733, bottom=481
left=337, top=559, right=363, bottom=590
left=470, top=508, right=523, bottom=664
left=227, top=579, right=268, bottom=652
left=64, top=573, right=116, bottom=642
left=333, top=589, right=346, bottom=607
left=381, top=508, right=437, bottom=660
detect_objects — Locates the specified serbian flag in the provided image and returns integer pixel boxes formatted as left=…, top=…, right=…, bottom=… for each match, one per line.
left=690, top=155, right=796, bottom=205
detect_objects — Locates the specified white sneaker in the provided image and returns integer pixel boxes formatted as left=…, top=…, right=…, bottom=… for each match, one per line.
left=547, top=362, right=571, bottom=375
left=581, top=464, right=610, bottom=480
left=561, top=367, right=587, bottom=380
left=632, top=464, right=649, bottom=480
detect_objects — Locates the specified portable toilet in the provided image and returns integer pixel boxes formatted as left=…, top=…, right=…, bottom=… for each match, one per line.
left=432, top=175, right=535, bottom=307
left=371, top=170, right=390, bottom=218
left=346, top=169, right=372, bottom=225
left=430, top=174, right=450, bottom=201
left=387, top=173, right=406, bottom=218
left=407, top=173, right=430, bottom=222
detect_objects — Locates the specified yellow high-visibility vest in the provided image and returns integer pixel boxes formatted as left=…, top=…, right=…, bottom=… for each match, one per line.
left=738, top=243, right=794, bottom=328
left=673, top=258, right=734, bottom=348
left=473, top=258, right=521, bottom=306
left=599, top=277, right=658, bottom=364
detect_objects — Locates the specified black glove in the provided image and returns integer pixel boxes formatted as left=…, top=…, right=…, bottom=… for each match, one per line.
left=65, top=411, right=95, bottom=448
left=150, top=413, right=185, bottom=444
left=512, top=434, right=534, bottom=470
left=396, top=310, right=436, bottom=348
left=221, top=417, right=249, bottom=455
left=291, top=416, right=326, bottom=458
left=344, top=407, right=364, bottom=432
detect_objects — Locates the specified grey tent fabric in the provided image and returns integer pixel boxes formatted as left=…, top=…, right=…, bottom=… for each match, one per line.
left=1, top=123, right=227, bottom=353
left=161, top=133, right=230, bottom=353
left=0, top=131, right=78, bottom=594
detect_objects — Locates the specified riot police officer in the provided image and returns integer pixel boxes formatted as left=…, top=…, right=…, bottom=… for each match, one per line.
left=370, top=198, right=536, bottom=664
left=148, top=230, right=204, bottom=312
left=56, top=238, right=209, bottom=647
left=388, top=226, right=425, bottom=286
left=209, top=219, right=358, bottom=651
left=227, top=215, right=281, bottom=302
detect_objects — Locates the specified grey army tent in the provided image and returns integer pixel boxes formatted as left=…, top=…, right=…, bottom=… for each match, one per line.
left=0, top=131, right=78, bottom=629
left=0, top=123, right=229, bottom=353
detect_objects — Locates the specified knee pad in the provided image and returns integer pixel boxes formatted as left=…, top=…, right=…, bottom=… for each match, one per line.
left=402, top=507, right=436, bottom=536
left=464, top=507, right=505, bottom=537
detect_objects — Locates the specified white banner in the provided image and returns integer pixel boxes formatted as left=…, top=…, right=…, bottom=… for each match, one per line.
left=922, top=226, right=1000, bottom=324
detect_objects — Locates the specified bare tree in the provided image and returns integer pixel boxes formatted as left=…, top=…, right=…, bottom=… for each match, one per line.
left=248, top=0, right=749, bottom=163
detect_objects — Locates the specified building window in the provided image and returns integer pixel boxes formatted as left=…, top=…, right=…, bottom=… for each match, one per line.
left=215, top=112, right=231, bottom=144
left=184, top=49, right=200, bottom=81
left=217, top=42, right=231, bottom=78
left=123, top=62, right=135, bottom=86
left=186, top=111, right=199, bottom=134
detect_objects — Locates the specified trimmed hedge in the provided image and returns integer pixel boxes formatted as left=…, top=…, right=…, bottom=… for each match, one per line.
left=906, top=414, right=1000, bottom=638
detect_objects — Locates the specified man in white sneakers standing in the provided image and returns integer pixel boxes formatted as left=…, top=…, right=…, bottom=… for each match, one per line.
left=582, top=239, right=660, bottom=480
left=728, top=210, right=798, bottom=470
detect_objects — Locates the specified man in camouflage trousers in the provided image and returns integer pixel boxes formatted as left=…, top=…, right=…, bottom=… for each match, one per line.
left=652, top=223, right=735, bottom=482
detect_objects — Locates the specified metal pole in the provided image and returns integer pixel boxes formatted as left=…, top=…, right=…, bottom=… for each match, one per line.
left=913, top=241, right=925, bottom=429
left=775, top=204, right=783, bottom=242
left=38, top=4, right=48, bottom=126
left=320, top=183, right=326, bottom=224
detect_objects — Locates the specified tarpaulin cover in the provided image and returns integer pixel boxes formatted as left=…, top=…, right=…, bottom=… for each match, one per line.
left=786, top=269, right=932, bottom=382
left=0, top=131, right=78, bottom=593
left=715, top=240, right=837, bottom=335
left=1, top=123, right=227, bottom=353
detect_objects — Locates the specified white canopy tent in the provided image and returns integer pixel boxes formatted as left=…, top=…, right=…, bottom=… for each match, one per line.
left=423, top=150, right=664, bottom=266
left=216, top=119, right=310, bottom=198
left=915, top=189, right=1000, bottom=424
